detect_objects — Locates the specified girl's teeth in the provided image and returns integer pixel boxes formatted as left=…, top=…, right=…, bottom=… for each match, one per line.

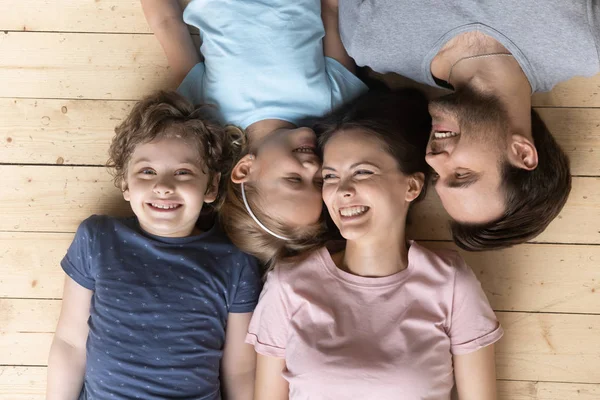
left=434, top=131, right=459, bottom=139
left=293, top=147, right=315, bottom=153
left=339, top=206, right=369, bottom=217
left=151, top=203, right=179, bottom=209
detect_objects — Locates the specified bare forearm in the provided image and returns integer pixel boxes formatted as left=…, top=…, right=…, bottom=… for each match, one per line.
left=46, top=338, right=87, bottom=400
left=321, top=0, right=355, bottom=73
left=222, top=370, right=255, bottom=400
left=141, top=0, right=201, bottom=85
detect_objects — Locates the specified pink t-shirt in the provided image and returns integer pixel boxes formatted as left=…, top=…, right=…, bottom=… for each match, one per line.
left=246, top=242, right=503, bottom=400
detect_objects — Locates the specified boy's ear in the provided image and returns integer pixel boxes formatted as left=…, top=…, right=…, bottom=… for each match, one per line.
left=121, top=181, right=130, bottom=201
left=203, top=173, right=221, bottom=204
left=230, top=154, right=255, bottom=184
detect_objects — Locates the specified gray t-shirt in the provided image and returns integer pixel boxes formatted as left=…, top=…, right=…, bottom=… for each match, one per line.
left=340, top=0, right=600, bottom=92
left=62, top=215, right=261, bottom=400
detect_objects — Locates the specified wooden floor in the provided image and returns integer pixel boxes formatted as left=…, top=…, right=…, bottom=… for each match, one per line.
left=1, top=1, right=599, bottom=399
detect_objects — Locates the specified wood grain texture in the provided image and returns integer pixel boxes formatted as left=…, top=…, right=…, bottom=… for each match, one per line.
left=0, top=233, right=71, bottom=298
left=0, top=98, right=132, bottom=165
left=0, top=0, right=191, bottom=34
left=0, top=32, right=172, bottom=99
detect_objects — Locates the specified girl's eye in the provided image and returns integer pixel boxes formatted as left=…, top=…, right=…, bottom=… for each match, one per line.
left=322, top=174, right=337, bottom=181
left=140, top=168, right=156, bottom=175
left=175, top=170, right=192, bottom=176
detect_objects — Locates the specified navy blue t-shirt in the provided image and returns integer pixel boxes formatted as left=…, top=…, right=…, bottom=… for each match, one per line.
left=61, top=215, right=261, bottom=400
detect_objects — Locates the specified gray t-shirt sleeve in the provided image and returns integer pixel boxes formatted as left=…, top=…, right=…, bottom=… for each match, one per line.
left=61, top=216, right=98, bottom=290
left=229, top=255, right=262, bottom=313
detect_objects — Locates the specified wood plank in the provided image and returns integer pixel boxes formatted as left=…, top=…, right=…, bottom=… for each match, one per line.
left=2, top=312, right=599, bottom=384
left=497, top=380, right=600, bottom=400
left=0, top=233, right=71, bottom=298
left=496, top=312, right=600, bottom=383
left=533, top=75, right=600, bottom=108
left=0, top=367, right=46, bottom=400
left=0, top=299, right=60, bottom=332
left=0, top=98, right=132, bottom=165
left=425, top=243, right=600, bottom=314
left=409, top=177, right=600, bottom=245
left=0, top=0, right=191, bottom=34
left=1, top=166, right=131, bottom=233
left=2, top=101, right=599, bottom=175
left=0, top=32, right=171, bottom=100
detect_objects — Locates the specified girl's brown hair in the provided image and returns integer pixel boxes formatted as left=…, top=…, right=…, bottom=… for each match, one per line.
left=219, top=128, right=327, bottom=269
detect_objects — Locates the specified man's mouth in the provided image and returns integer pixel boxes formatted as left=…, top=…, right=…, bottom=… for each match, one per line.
left=292, top=146, right=316, bottom=154
left=433, top=130, right=460, bottom=139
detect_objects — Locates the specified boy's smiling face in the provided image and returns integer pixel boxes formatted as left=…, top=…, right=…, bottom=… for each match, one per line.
left=122, top=136, right=218, bottom=238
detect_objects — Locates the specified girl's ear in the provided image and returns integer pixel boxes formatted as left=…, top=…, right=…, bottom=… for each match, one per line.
left=121, top=181, right=130, bottom=201
left=203, top=173, right=221, bottom=204
left=231, top=154, right=255, bottom=184
left=405, top=172, right=424, bottom=203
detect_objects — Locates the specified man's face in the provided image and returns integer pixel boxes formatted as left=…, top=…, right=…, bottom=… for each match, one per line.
left=426, top=88, right=509, bottom=224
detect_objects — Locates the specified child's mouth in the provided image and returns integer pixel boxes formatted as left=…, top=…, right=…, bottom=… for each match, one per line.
left=148, top=203, right=182, bottom=211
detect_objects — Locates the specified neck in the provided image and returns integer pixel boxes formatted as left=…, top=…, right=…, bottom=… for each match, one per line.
left=245, top=119, right=296, bottom=145
left=337, top=230, right=409, bottom=278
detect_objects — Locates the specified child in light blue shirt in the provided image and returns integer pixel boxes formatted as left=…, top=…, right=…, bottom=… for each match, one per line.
left=142, top=0, right=367, bottom=266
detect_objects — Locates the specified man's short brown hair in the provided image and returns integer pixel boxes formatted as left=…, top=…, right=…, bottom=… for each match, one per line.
left=107, top=90, right=234, bottom=206
left=451, top=109, right=572, bottom=251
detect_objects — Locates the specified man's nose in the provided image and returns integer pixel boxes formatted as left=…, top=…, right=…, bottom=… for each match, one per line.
left=425, top=152, right=451, bottom=177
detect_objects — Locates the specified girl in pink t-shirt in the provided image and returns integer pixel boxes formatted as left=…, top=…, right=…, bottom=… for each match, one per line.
left=246, top=90, right=503, bottom=400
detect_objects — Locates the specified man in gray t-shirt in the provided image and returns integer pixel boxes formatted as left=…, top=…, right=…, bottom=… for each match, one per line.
left=338, top=0, right=600, bottom=251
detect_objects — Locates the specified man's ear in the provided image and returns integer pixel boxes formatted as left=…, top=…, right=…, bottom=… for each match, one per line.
left=509, top=134, right=538, bottom=171
left=405, top=172, right=424, bottom=203
left=203, top=173, right=221, bottom=204
left=121, top=181, right=130, bottom=201
left=230, top=154, right=255, bottom=184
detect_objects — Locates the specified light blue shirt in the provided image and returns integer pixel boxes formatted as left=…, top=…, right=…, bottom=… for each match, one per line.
left=178, top=0, right=368, bottom=129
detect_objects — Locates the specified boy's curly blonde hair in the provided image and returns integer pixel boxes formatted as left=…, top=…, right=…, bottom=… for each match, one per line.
left=107, top=90, right=235, bottom=208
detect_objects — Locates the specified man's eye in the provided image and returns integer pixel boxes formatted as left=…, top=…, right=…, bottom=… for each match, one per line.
left=455, top=172, right=469, bottom=179
left=286, top=176, right=302, bottom=183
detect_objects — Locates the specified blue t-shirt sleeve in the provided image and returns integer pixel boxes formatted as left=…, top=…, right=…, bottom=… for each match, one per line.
left=177, top=62, right=206, bottom=106
left=229, top=255, right=262, bottom=313
left=60, top=216, right=98, bottom=290
left=325, top=57, right=368, bottom=110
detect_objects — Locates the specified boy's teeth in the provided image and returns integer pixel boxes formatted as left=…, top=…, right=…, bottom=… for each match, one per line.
left=434, top=131, right=459, bottom=139
left=293, top=147, right=315, bottom=153
left=339, top=206, right=369, bottom=217
left=151, top=203, right=179, bottom=209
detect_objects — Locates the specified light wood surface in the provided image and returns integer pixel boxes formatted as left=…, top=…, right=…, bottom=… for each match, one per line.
left=1, top=0, right=599, bottom=398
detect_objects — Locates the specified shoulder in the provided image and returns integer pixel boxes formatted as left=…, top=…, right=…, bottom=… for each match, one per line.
left=409, top=241, right=470, bottom=280
left=272, top=247, right=329, bottom=286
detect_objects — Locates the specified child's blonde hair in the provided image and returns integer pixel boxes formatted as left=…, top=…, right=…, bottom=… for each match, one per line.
left=219, top=129, right=326, bottom=269
left=107, top=90, right=234, bottom=207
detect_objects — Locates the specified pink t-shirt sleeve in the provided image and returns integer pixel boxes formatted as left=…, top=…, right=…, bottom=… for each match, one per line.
left=448, top=255, right=504, bottom=355
left=245, top=267, right=289, bottom=358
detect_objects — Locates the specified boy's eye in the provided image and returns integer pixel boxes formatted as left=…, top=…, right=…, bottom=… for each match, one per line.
left=175, top=169, right=192, bottom=176
left=140, top=168, right=156, bottom=175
